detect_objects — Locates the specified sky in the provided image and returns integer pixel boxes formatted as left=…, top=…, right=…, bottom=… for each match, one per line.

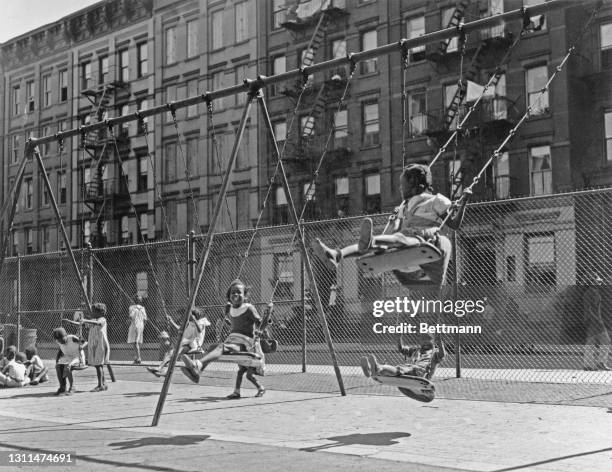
left=1, top=0, right=101, bottom=43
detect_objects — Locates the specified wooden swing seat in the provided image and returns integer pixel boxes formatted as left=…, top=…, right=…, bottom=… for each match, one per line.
left=357, top=242, right=442, bottom=274
left=371, top=374, right=436, bottom=403
left=186, top=345, right=263, bottom=368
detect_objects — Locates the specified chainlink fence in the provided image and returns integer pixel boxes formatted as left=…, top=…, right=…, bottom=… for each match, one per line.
left=1, top=188, right=612, bottom=404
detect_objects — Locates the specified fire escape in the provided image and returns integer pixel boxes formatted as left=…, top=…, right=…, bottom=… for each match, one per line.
left=279, top=0, right=350, bottom=219
left=81, top=73, right=130, bottom=247
left=423, top=0, right=517, bottom=201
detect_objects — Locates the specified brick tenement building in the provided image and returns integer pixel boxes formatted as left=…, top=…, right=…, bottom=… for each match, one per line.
left=1, top=0, right=611, bottom=255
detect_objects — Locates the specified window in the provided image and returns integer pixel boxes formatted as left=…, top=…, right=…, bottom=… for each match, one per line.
left=136, top=272, right=148, bottom=298
left=406, top=16, right=425, bottom=62
left=491, top=74, right=507, bottom=120
left=601, top=23, right=612, bottom=69
left=186, top=137, right=199, bottom=176
left=235, top=64, right=247, bottom=105
left=26, top=80, right=35, bottom=112
left=25, top=229, right=33, bottom=254
left=274, top=187, right=289, bottom=225
left=165, top=84, right=177, bottom=122
left=42, top=126, right=51, bottom=156
left=59, top=70, right=68, bottom=101
left=83, top=221, right=91, bottom=245
left=58, top=171, right=67, bottom=204
left=360, top=30, right=377, bottom=74
left=334, top=109, right=348, bottom=148
left=164, top=142, right=177, bottom=181
left=606, top=111, right=612, bottom=161
left=235, top=2, right=248, bottom=42
left=25, top=178, right=33, bottom=210
left=273, top=120, right=287, bottom=149
left=444, top=83, right=460, bottom=129
left=409, top=90, right=427, bottom=137
left=139, top=213, right=148, bottom=241
left=273, top=0, right=285, bottom=29
left=99, top=56, right=109, bottom=83
left=118, top=103, right=130, bottom=135
left=137, top=155, right=148, bottom=191
left=137, top=98, right=148, bottom=134
left=165, top=26, right=177, bottom=64
left=365, top=173, right=381, bottom=213
left=12, top=135, right=20, bottom=163
left=442, top=8, right=459, bottom=52
left=212, top=71, right=225, bottom=109
left=41, top=226, right=50, bottom=253
left=335, top=176, right=349, bottom=216
left=525, top=234, right=556, bottom=290
left=274, top=253, right=294, bottom=300
left=118, top=49, right=129, bottom=82
left=271, top=55, right=286, bottom=96
left=523, top=0, right=546, bottom=31
left=485, top=0, right=505, bottom=39
left=530, top=145, right=552, bottom=196
left=526, top=65, right=549, bottom=116
left=362, top=101, right=380, bottom=147
left=187, top=79, right=198, bottom=117
left=493, top=151, right=510, bottom=199
left=137, top=42, right=148, bottom=77
left=330, top=39, right=347, bottom=79
left=187, top=19, right=198, bottom=58
left=12, top=85, right=20, bottom=116
left=42, top=74, right=51, bottom=107
left=81, top=62, right=92, bottom=90
left=40, top=171, right=50, bottom=206
left=121, top=215, right=130, bottom=243
left=212, top=10, right=223, bottom=49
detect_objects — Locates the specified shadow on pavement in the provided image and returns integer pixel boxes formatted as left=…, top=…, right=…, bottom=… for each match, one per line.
left=300, top=431, right=411, bottom=452
left=108, top=434, right=210, bottom=450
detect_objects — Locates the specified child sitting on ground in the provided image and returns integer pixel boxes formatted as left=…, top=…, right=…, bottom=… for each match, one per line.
left=316, top=164, right=470, bottom=286
left=147, top=308, right=211, bottom=377
left=0, top=347, right=30, bottom=388
left=24, top=346, right=49, bottom=385
left=360, top=333, right=445, bottom=380
left=53, top=327, right=82, bottom=395
left=181, top=279, right=266, bottom=399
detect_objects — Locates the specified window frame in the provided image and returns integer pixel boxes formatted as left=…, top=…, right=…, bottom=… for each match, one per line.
left=526, top=65, right=550, bottom=116
left=361, top=101, right=380, bottom=148
left=360, top=29, right=378, bottom=74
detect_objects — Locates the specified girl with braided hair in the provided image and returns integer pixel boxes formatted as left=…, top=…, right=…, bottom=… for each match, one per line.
left=316, top=164, right=470, bottom=286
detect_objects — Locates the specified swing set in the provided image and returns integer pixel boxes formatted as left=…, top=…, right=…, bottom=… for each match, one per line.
left=0, top=0, right=586, bottom=421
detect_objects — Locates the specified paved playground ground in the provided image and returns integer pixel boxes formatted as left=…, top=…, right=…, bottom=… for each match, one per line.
left=0, top=366, right=611, bottom=472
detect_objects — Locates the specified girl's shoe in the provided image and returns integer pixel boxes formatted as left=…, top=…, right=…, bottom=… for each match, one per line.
left=358, top=218, right=373, bottom=253
left=133, top=358, right=142, bottom=365
left=90, top=385, right=103, bottom=392
left=255, top=389, right=266, bottom=398
left=54, top=388, right=66, bottom=396
left=226, top=392, right=241, bottom=399
left=102, top=384, right=108, bottom=391
left=360, top=357, right=372, bottom=378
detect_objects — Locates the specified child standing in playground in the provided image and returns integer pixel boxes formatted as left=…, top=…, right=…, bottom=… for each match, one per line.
left=316, top=164, right=470, bottom=286
left=82, top=303, right=111, bottom=392
left=25, top=346, right=49, bottom=385
left=52, top=328, right=82, bottom=395
left=360, top=332, right=445, bottom=380
left=127, top=295, right=147, bottom=365
left=147, top=308, right=210, bottom=377
left=181, top=279, right=266, bottom=399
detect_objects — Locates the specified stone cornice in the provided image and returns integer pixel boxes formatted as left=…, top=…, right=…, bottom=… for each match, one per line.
left=1, top=0, right=153, bottom=70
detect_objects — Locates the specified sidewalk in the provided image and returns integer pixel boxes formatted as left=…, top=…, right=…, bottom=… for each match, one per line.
left=0, top=366, right=611, bottom=471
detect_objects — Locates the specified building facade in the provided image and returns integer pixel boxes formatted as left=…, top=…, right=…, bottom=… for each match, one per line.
left=1, top=0, right=612, bottom=257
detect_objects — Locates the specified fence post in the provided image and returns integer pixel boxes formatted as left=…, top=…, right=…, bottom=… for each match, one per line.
left=453, top=232, right=461, bottom=378
left=301, top=256, right=306, bottom=372
left=17, top=254, right=21, bottom=352
left=187, top=231, right=196, bottom=298
left=87, top=243, right=93, bottom=303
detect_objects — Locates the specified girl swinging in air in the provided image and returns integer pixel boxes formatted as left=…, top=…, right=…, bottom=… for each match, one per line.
left=316, top=164, right=470, bottom=287
left=181, top=279, right=267, bottom=398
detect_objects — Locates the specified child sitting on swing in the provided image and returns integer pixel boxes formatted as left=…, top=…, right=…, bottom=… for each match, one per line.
left=181, top=279, right=266, bottom=398
left=360, top=332, right=445, bottom=380
left=147, top=307, right=210, bottom=377
left=316, top=164, right=470, bottom=286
